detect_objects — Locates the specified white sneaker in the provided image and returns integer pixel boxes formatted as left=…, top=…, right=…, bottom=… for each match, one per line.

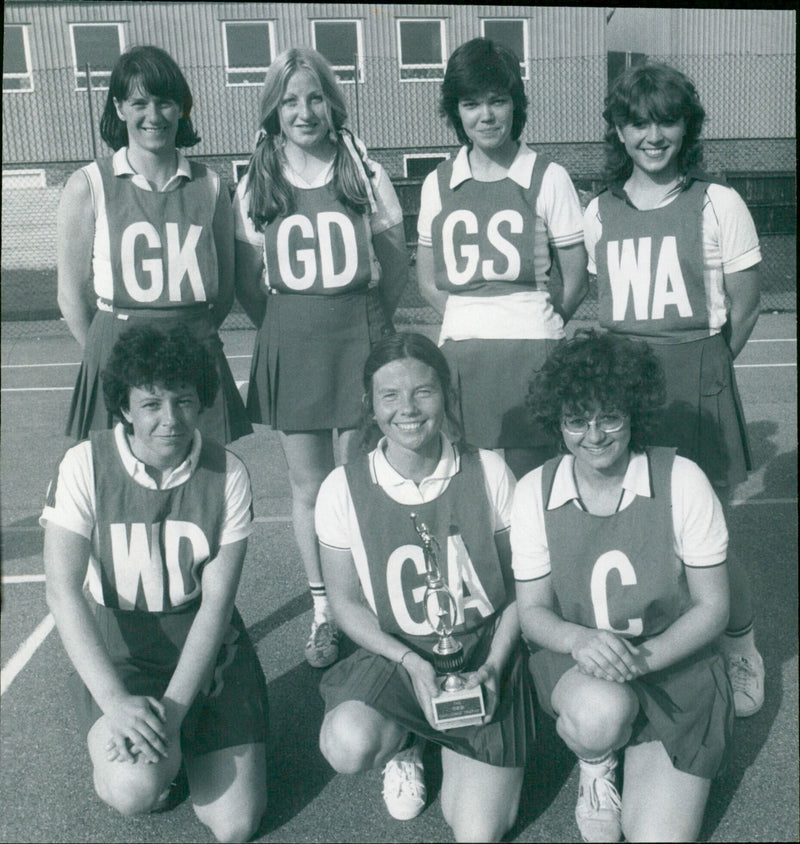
left=575, top=754, right=622, bottom=843
left=381, top=744, right=426, bottom=821
left=726, top=651, right=765, bottom=717
left=304, top=618, right=339, bottom=669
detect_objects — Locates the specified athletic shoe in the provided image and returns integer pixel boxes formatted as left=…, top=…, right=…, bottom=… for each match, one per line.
left=726, top=651, right=765, bottom=717
left=381, top=745, right=426, bottom=820
left=574, top=754, right=622, bottom=843
left=304, top=618, right=339, bottom=668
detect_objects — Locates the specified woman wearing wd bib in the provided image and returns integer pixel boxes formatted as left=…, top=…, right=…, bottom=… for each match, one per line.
left=584, top=63, right=764, bottom=717
left=512, top=331, right=733, bottom=842
left=416, top=38, right=588, bottom=479
left=234, top=48, right=408, bottom=668
left=57, top=46, right=250, bottom=444
left=315, top=333, right=533, bottom=841
left=42, top=325, right=268, bottom=843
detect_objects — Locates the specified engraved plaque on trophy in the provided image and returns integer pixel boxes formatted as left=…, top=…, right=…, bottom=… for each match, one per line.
left=411, top=513, right=485, bottom=729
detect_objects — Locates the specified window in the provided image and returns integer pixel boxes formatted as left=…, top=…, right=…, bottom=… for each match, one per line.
left=607, top=51, right=647, bottom=90
left=232, top=160, right=250, bottom=183
left=70, top=23, right=124, bottom=90
left=223, top=21, right=274, bottom=86
left=403, top=153, right=448, bottom=179
left=3, top=25, right=33, bottom=92
left=397, top=19, right=446, bottom=81
left=2, top=169, right=46, bottom=189
left=312, top=20, right=363, bottom=83
left=481, top=19, right=528, bottom=80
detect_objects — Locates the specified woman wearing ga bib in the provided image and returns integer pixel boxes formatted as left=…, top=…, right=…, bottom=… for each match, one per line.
left=57, top=45, right=250, bottom=445
left=234, top=48, right=408, bottom=668
left=584, top=62, right=764, bottom=717
left=416, top=38, right=588, bottom=479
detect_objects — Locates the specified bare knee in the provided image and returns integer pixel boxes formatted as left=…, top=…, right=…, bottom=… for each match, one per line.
left=557, top=682, right=638, bottom=753
left=446, top=806, right=517, bottom=843
left=94, top=770, right=164, bottom=817
left=196, top=804, right=265, bottom=844
left=320, top=705, right=402, bottom=774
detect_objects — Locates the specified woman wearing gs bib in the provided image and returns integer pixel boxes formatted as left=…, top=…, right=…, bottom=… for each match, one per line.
left=234, top=48, right=408, bottom=667
left=416, top=38, right=588, bottom=479
left=57, top=46, right=250, bottom=444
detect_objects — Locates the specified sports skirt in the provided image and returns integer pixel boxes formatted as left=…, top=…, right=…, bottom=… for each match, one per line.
left=644, top=333, right=751, bottom=488
left=441, top=338, right=560, bottom=449
left=75, top=601, right=270, bottom=759
left=246, top=289, right=391, bottom=433
left=320, top=638, right=535, bottom=769
left=529, top=644, right=733, bottom=779
left=65, top=307, right=252, bottom=444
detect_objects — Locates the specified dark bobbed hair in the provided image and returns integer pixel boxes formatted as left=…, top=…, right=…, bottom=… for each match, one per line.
left=440, top=38, right=528, bottom=147
left=99, top=45, right=201, bottom=150
left=102, top=324, right=218, bottom=432
left=602, top=62, right=705, bottom=184
left=359, top=332, right=463, bottom=452
left=527, top=330, right=666, bottom=453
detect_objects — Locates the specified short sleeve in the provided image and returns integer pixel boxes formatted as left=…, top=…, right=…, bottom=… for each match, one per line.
left=40, top=441, right=96, bottom=538
left=510, top=467, right=551, bottom=580
left=703, top=183, right=761, bottom=274
left=368, top=162, right=404, bottom=235
left=583, top=197, right=602, bottom=275
left=233, top=174, right=264, bottom=248
left=220, top=452, right=253, bottom=546
left=536, top=162, right=584, bottom=249
left=670, top=456, right=728, bottom=567
left=315, top=466, right=353, bottom=551
left=477, top=449, right=516, bottom=531
left=416, top=169, right=441, bottom=248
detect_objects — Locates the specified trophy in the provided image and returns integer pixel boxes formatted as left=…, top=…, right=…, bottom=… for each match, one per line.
left=411, top=513, right=485, bottom=729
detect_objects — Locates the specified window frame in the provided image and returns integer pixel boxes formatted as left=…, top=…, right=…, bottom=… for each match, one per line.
left=402, top=153, right=450, bottom=179
left=69, top=22, right=125, bottom=91
left=2, top=169, right=47, bottom=188
left=222, top=20, right=275, bottom=87
left=311, top=19, right=364, bottom=84
left=480, top=18, right=529, bottom=80
left=396, top=18, right=446, bottom=82
left=3, top=24, right=34, bottom=93
left=232, top=159, right=250, bottom=183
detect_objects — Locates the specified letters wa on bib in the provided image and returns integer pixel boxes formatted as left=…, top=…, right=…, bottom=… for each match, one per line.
left=66, top=149, right=251, bottom=444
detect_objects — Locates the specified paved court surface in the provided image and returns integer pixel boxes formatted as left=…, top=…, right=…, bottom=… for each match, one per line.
left=1, top=315, right=797, bottom=842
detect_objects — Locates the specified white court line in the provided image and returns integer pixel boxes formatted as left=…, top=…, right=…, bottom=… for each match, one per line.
left=735, top=363, right=796, bottom=368
left=1, top=574, right=46, bottom=584
left=0, top=613, right=55, bottom=696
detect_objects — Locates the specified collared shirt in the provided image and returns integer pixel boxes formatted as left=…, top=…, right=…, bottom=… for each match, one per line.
left=111, top=146, right=193, bottom=192
left=510, top=451, right=728, bottom=580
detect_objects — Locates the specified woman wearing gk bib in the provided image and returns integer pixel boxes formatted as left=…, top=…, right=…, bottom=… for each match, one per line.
left=584, top=62, right=764, bottom=717
left=234, top=48, right=408, bottom=669
left=315, top=333, right=533, bottom=841
left=42, top=325, right=268, bottom=843
left=57, top=46, right=250, bottom=444
left=416, top=38, right=588, bottom=479
left=512, top=331, right=733, bottom=842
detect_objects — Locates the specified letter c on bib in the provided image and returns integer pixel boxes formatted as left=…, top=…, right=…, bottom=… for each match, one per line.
left=590, top=549, right=644, bottom=636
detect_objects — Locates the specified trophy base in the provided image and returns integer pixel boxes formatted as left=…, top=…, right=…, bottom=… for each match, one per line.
left=432, top=684, right=485, bottom=730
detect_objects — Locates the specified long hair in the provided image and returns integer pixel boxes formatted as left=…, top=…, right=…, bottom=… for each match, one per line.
left=244, top=47, right=374, bottom=229
left=527, top=330, right=665, bottom=453
left=602, top=62, right=705, bottom=184
left=359, top=332, right=463, bottom=452
left=99, top=45, right=200, bottom=150
left=440, top=38, right=528, bottom=147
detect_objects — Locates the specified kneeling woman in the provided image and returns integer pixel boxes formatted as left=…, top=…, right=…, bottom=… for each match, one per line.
left=42, top=325, right=268, bottom=843
left=511, top=330, right=733, bottom=843
left=315, top=333, right=533, bottom=842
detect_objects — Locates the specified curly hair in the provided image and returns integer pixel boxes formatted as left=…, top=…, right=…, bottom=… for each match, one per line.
left=99, top=46, right=200, bottom=150
left=359, top=332, right=463, bottom=452
left=244, top=47, right=374, bottom=229
left=102, top=324, right=218, bottom=431
left=602, top=62, right=705, bottom=185
left=527, top=330, right=666, bottom=453
left=440, top=38, right=528, bottom=147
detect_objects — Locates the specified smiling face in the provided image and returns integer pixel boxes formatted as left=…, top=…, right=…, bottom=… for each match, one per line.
left=121, top=382, right=200, bottom=471
left=278, top=69, right=332, bottom=155
left=457, top=89, right=516, bottom=155
left=616, top=117, right=687, bottom=182
left=114, top=81, right=181, bottom=155
left=561, top=406, right=632, bottom=478
left=371, top=358, right=445, bottom=464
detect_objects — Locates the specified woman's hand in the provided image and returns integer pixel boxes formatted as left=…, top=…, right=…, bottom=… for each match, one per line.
left=463, top=662, right=499, bottom=722
left=571, top=628, right=640, bottom=684
left=401, top=652, right=445, bottom=730
left=103, top=693, right=168, bottom=763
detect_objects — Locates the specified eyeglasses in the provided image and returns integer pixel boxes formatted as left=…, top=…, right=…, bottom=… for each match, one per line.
left=561, top=412, right=628, bottom=436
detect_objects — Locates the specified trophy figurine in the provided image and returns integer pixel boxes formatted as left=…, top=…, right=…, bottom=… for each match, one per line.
left=411, top=513, right=485, bottom=729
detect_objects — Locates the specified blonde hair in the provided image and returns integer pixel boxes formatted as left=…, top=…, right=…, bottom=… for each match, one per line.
left=245, top=48, right=374, bottom=229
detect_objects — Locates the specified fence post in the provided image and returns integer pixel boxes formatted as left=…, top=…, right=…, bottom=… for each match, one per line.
left=85, top=62, right=97, bottom=160
left=353, top=52, right=361, bottom=139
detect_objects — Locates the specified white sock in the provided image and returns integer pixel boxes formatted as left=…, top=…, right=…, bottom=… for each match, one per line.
left=309, top=583, right=331, bottom=623
left=722, top=628, right=758, bottom=657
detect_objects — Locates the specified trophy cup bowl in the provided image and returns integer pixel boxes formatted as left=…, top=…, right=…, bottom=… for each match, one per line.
left=412, top=514, right=486, bottom=730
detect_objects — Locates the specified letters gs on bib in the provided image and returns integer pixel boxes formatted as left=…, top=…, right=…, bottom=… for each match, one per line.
left=442, top=209, right=525, bottom=285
